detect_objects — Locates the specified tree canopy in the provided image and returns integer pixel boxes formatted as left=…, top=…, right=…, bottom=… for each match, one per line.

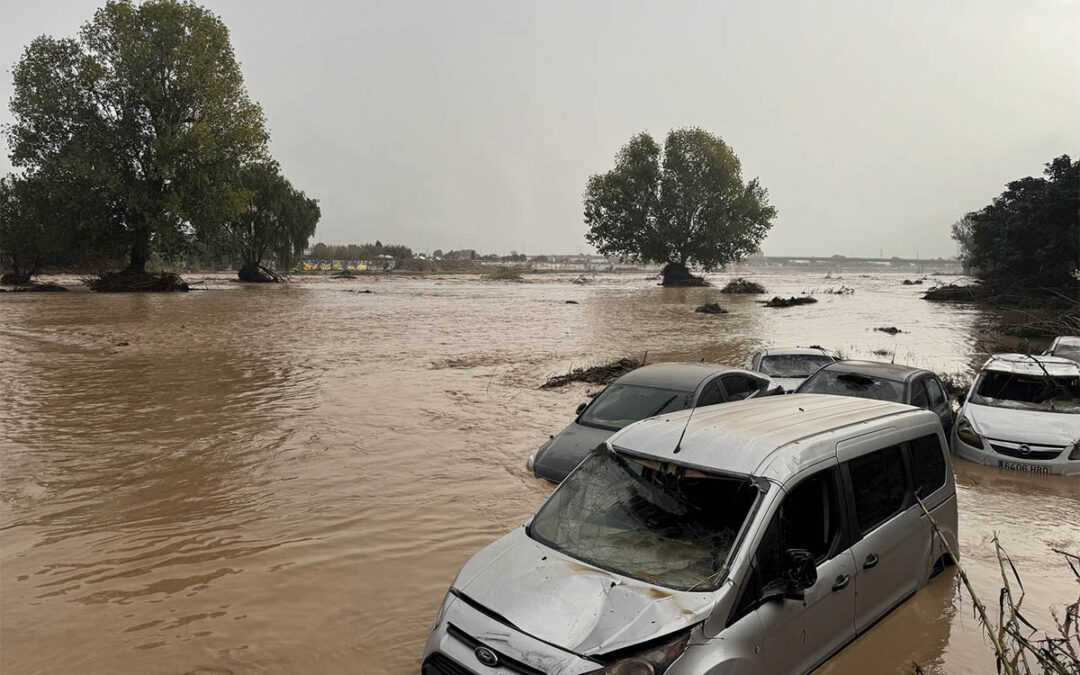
left=3, top=0, right=280, bottom=279
left=953, top=155, right=1078, bottom=289
left=584, top=128, right=775, bottom=284
left=309, top=241, right=414, bottom=261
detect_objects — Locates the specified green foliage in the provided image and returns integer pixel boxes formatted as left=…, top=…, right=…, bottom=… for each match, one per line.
left=309, top=241, right=414, bottom=261
left=584, top=128, right=776, bottom=273
left=953, top=155, right=1079, bottom=288
left=223, top=162, right=320, bottom=275
left=5, top=0, right=269, bottom=273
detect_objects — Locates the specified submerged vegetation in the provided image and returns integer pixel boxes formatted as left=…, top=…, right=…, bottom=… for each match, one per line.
left=695, top=302, right=728, bottom=314
left=763, top=295, right=818, bottom=308
left=721, top=278, right=766, bottom=294
left=540, top=357, right=643, bottom=389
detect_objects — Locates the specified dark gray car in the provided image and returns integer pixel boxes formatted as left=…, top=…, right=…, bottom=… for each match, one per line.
left=795, top=360, right=955, bottom=433
left=528, top=362, right=778, bottom=482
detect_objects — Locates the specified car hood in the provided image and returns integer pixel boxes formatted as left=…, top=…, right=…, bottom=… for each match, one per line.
left=771, top=377, right=808, bottom=393
left=965, top=403, right=1080, bottom=446
left=532, top=421, right=614, bottom=482
left=453, top=527, right=714, bottom=656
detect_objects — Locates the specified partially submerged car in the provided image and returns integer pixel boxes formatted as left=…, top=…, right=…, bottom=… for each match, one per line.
left=424, top=395, right=958, bottom=675
left=744, top=346, right=836, bottom=392
left=952, top=353, right=1080, bottom=476
left=528, top=362, right=779, bottom=483
left=796, top=360, right=954, bottom=433
left=1045, top=336, right=1080, bottom=364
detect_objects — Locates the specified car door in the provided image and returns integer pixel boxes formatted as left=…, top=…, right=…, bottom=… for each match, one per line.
left=730, top=463, right=857, bottom=674
left=924, top=376, right=954, bottom=433
left=840, top=443, right=923, bottom=633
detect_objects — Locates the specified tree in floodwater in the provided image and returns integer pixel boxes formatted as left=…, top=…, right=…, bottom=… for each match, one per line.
left=223, top=162, right=321, bottom=282
left=584, top=128, right=776, bottom=286
left=953, top=155, right=1079, bottom=289
left=4, top=0, right=268, bottom=279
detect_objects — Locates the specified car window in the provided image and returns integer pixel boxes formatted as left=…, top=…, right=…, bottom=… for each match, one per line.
left=846, top=445, right=908, bottom=534
left=910, top=379, right=929, bottom=409
left=696, top=380, right=724, bottom=407
left=926, top=378, right=947, bottom=409
left=798, top=370, right=905, bottom=402
left=721, top=375, right=759, bottom=401
left=909, top=435, right=946, bottom=497
left=578, top=384, right=689, bottom=430
left=758, top=354, right=835, bottom=378
left=970, top=370, right=1080, bottom=414
left=729, top=468, right=841, bottom=624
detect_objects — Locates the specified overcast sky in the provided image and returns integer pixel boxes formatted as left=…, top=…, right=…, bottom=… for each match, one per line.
left=2, top=0, right=1078, bottom=257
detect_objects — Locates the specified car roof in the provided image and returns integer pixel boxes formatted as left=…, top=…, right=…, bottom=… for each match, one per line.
left=608, top=394, right=921, bottom=478
left=760, top=347, right=835, bottom=357
left=615, top=362, right=744, bottom=391
left=1051, top=336, right=1080, bottom=348
left=816, top=359, right=928, bottom=382
left=982, top=353, right=1080, bottom=376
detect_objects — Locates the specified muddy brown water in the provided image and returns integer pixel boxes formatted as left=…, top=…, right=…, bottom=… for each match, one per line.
left=1, top=270, right=1077, bottom=674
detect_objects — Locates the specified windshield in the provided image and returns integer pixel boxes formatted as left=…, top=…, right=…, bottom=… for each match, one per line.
left=759, top=354, right=835, bottom=378
left=798, top=370, right=905, bottom=402
left=528, top=450, right=759, bottom=591
left=970, top=370, right=1080, bottom=413
left=578, top=384, right=689, bottom=430
left=1051, top=344, right=1080, bottom=364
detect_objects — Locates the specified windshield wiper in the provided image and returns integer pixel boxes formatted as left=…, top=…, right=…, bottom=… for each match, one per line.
left=647, top=394, right=680, bottom=417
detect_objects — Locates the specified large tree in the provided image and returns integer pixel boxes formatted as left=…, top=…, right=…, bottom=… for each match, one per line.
left=5, top=0, right=268, bottom=276
left=584, top=128, right=776, bottom=285
left=223, top=162, right=320, bottom=282
left=953, top=155, right=1078, bottom=290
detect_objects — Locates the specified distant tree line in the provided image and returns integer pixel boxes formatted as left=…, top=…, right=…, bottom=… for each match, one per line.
left=952, top=155, right=1078, bottom=290
left=309, top=241, right=413, bottom=261
left=0, top=0, right=320, bottom=287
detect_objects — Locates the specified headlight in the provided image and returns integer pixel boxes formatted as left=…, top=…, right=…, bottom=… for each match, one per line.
left=431, top=590, right=453, bottom=631
left=595, top=630, right=692, bottom=675
left=956, top=415, right=983, bottom=449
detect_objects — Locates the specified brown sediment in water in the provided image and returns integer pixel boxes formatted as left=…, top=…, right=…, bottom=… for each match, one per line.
left=0, top=270, right=1074, bottom=674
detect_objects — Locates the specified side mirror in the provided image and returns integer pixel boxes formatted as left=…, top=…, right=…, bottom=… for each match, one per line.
left=575, top=402, right=588, bottom=416
left=762, top=549, right=817, bottom=602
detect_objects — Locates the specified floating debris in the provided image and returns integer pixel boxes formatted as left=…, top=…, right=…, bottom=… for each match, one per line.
left=875, top=326, right=904, bottom=335
left=720, top=278, right=765, bottom=294
left=695, top=302, right=728, bottom=314
left=540, top=357, right=642, bottom=389
left=762, top=296, right=818, bottom=308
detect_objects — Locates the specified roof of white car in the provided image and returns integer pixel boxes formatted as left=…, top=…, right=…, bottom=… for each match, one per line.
left=608, top=393, right=921, bottom=478
left=1051, top=336, right=1080, bottom=348
left=982, top=353, right=1080, bottom=376
left=761, top=347, right=834, bottom=357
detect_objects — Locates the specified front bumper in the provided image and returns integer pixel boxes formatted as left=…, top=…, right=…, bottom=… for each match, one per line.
left=952, top=432, right=1079, bottom=476
left=423, top=592, right=599, bottom=675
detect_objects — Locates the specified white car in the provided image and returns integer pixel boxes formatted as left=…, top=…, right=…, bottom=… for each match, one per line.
left=1045, top=335, right=1080, bottom=364
left=744, top=346, right=837, bottom=392
left=952, top=353, right=1080, bottom=475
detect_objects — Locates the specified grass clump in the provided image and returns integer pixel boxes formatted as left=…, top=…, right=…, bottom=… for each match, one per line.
left=721, top=277, right=766, bottom=294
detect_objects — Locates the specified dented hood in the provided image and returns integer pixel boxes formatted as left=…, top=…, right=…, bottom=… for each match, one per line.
left=452, top=527, right=715, bottom=656
left=965, top=402, right=1080, bottom=447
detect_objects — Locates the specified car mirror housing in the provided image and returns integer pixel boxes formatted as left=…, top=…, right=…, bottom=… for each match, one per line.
left=575, top=402, right=588, bottom=415
left=762, top=549, right=818, bottom=603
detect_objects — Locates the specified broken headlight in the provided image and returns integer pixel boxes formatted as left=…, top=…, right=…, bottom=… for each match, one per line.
left=593, top=629, right=692, bottom=675
left=955, top=415, right=983, bottom=449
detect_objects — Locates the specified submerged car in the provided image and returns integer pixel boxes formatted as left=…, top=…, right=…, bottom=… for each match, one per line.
left=424, top=395, right=958, bottom=675
left=744, top=346, right=837, bottom=392
left=1045, top=336, right=1080, bottom=364
left=952, top=353, right=1080, bottom=475
left=796, top=360, right=955, bottom=433
left=528, top=362, right=779, bottom=483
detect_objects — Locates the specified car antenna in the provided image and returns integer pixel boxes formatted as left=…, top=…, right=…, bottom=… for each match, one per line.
left=672, top=399, right=699, bottom=455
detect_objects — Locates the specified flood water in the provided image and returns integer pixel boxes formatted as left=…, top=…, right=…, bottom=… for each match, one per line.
left=1, top=269, right=1077, bottom=674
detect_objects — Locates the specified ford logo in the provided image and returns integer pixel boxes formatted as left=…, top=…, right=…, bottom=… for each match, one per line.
left=475, top=646, right=499, bottom=668
left=1018, top=444, right=1031, bottom=456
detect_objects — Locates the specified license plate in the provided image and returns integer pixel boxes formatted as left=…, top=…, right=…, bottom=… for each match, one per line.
left=998, top=460, right=1052, bottom=474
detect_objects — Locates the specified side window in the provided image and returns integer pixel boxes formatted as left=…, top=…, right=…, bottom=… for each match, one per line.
left=696, top=380, right=724, bottom=407
left=846, top=445, right=908, bottom=534
left=910, top=379, right=930, bottom=409
left=926, top=378, right=947, bottom=409
left=722, top=375, right=758, bottom=401
left=909, top=434, right=947, bottom=497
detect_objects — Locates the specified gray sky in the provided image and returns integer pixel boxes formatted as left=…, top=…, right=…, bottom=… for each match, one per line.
left=3, top=0, right=1078, bottom=258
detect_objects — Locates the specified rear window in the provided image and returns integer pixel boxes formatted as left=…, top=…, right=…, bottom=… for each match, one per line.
left=846, top=445, right=908, bottom=534
left=758, top=354, right=835, bottom=378
left=798, top=370, right=905, bottom=402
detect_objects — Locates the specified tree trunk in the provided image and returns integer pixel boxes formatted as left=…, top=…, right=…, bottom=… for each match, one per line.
left=238, top=260, right=280, bottom=283
left=661, top=262, right=707, bottom=287
left=125, top=226, right=150, bottom=274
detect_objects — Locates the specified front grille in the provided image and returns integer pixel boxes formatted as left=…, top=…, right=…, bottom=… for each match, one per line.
left=989, top=442, right=1064, bottom=461
left=422, top=653, right=475, bottom=675
left=446, top=623, right=546, bottom=675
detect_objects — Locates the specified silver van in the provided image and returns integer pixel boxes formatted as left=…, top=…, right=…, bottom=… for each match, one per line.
left=422, top=394, right=958, bottom=675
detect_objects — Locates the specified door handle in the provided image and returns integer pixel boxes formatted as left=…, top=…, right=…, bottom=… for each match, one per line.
left=863, top=553, right=880, bottom=569
left=831, top=574, right=850, bottom=591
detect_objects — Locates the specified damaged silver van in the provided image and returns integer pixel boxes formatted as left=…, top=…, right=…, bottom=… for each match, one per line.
left=422, top=394, right=958, bottom=675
